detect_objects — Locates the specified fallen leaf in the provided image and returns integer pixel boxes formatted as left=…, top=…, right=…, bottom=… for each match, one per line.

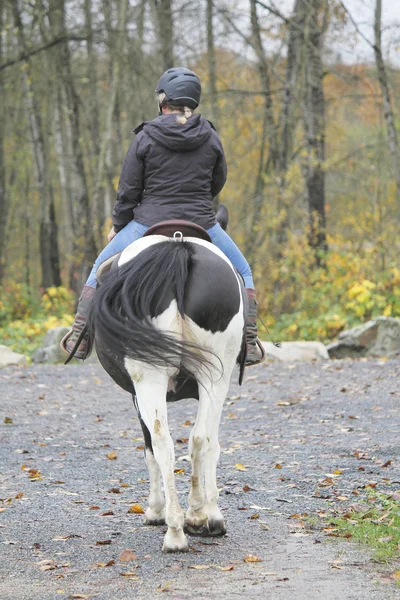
left=108, top=488, right=121, bottom=494
left=119, top=549, right=137, bottom=562
left=157, top=582, right=173, bottom=592
left=107, top=450, right=117, bottom=460
left=333, top=470, right=343, bottom=475
left=89, top=506, right=100, bottom=510
left=244, top=555, right=262, bottom=563
left=174, top=468, right=185, bottom=475
left=128, top=504, right=145, bottom=514
left=120, top=484, right=130, bottom=488
left=70, top=595, right=90, bottom=599
left=382, top=460, right=392, bottom=468
left=275, top=464, right=283, bottom=469
left=217, top=565, right=234, bottom=571
left=250, top=513, right=259, bottom=520
left=0, top=508, right=7, bottom=513
left=4, top=417, right=13, bottom=424
left=188, top=565, right=211, bottom=570
left=136, top=445, right=144, bottom=450
left=96, top=540, right=112, bottom=546
left=100, top=511, right=114, bottom=517
left=120, top=572, right=139, bottom=579
left=235, top=463, right=247, bottom=471
left=97, top=560, right=115, bottom=567
left=15, top=492, right=23, bottom=499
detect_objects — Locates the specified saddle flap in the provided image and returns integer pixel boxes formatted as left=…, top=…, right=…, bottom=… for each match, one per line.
left=143, top=220, right=212, bottom=243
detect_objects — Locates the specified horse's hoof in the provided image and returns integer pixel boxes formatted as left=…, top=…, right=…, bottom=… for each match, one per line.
left=184, top=519, right=226, bottom=537
left=162, top=528, right=188, bottom=553
left=184, top=522, right=210, bottom=537
left=145, top=507, right=166, bottom=525
left=207, top=518, right=227, bottom=537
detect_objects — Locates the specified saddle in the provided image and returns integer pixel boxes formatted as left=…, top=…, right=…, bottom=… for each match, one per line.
left=143, top=220, right=212, bottom=243
left=97, top=221, right=211, bottom=282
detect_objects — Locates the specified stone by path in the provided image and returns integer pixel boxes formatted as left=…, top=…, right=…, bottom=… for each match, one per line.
left=1, top=358, right=399, bottom=599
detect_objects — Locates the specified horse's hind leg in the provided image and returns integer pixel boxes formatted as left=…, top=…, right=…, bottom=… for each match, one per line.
left=138, top=415, right=165, bottom=525
left=185, top=378, right=230, bottom=537
left=131, top=365, right=188, bottom=553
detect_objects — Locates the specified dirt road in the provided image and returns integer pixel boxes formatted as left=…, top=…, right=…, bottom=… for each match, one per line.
left=1, top=358, right=399, bottom=599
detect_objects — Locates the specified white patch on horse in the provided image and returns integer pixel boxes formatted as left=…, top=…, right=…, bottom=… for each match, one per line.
left=183, top=308, right=244, bottom=534
left=118, top=235, right=168, bottom=267
left=124, top=300, right=187, bottom=552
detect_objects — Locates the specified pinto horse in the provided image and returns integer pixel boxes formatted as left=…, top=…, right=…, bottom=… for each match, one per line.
left=89, top=224, right=247, bottom=552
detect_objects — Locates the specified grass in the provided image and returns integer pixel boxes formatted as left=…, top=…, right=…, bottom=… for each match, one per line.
left=328, top=491, right=400, bottom=563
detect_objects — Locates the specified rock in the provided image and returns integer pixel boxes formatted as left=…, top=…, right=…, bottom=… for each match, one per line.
left=0, top=345, right=28, bottom=368
left=327, top=317, right=400, bottom=359
left=32, top=327, right=98, bottom=364
left=261, top=341, right=330, bottom=362
left=32, top=327, right=70, bottom=364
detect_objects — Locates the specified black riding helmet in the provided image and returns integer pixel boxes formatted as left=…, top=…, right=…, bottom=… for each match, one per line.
left=156, top=67, right=201, bottom=110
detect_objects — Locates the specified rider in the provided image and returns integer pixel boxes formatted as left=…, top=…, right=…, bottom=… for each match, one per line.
left=62, top=67, right=264, bottom=365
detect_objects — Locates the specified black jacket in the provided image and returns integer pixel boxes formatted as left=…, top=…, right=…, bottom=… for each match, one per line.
left=112, top=113, right=227, bottom=232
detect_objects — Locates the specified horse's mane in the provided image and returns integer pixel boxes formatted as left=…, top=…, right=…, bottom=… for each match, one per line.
left=90, top=240, right=216, bottom=377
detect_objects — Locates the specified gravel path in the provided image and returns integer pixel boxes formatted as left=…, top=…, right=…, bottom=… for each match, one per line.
left=1, top=358, right=399, bottom=600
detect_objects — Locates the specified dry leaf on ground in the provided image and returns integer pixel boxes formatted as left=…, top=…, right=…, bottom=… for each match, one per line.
left=119, top=549, right=137, bottom=562
left=128, top=504, right=145, bottom=514
left=107, top=450, right=117, bottom=460
left=244, top=555, right=262, bottom=563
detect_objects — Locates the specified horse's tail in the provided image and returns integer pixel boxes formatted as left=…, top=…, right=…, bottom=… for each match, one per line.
left=92, top=240, right=213, bottom=374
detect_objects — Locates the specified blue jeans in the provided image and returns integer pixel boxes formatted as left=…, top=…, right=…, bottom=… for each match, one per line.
left=86, top=220, right=254, bottom=289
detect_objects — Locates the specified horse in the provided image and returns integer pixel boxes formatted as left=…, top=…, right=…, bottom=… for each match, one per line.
left=84, top=221, right=247, bottom=552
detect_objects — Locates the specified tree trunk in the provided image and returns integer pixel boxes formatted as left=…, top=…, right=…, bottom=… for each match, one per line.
left=303, top=0, right=327, bottom=257
left=48, top=0, right=97, bottom=292
left=246, top=0, right=279, bottom=260
left=279, top=0, right=306, bottom=174
left=0, top=3, right=7, bottom=284
left=83, top=0, right=100, bottom=160
left=149, top=0, right=174, bottom=70
left=374, top=0, right=400, bottom=203
left=91, top=0, right=129, bottom=245
left=207, top=0, right=220, bottom=131
left=11, top=0, right=61, bottom=289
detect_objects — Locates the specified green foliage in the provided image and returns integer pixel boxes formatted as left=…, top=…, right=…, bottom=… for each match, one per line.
left=258, top=235, right=400, bottom=343
left=329, top=492, right=400, bottom=563
left=0, top=286, right=74, bottom=356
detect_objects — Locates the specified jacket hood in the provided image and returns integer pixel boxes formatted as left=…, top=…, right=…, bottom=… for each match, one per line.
left=142, top=114, right=212, bottom=152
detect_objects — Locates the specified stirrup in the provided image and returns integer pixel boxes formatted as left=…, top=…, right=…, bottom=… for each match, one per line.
left=245, top=339, right=266, bottom=367
left=61, top=325, right=92, bottom=364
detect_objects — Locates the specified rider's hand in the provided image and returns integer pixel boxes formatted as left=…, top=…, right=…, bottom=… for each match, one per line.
left=107, top=227, right=117, bottom=243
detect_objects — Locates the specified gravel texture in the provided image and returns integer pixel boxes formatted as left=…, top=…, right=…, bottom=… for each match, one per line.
left=1, top=358, right=399, bottom=599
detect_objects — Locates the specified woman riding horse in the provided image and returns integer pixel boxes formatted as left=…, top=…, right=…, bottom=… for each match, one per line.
left=61, top=67, right=263, bottom=365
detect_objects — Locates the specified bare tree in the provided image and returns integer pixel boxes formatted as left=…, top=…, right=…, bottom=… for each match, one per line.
left=374, top=0, right=400, bottom=202
left=48, top=0, right=97, bottom=292
left=91, top=0, right=129, bottom=244
left=303, top=0, right=328, bottom=256
left=11, top=0, right=61, bottom=289
left=0, top=3, right=7, bottom=284
left=149, top=0, right=174, bottom=70
left=207, top=0, right=220, bottom=131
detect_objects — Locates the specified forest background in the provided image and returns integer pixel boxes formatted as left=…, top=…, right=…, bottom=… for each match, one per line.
left=1, top=0, right=400, bottom=356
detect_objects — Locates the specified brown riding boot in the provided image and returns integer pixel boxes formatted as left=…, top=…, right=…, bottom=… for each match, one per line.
left=245, top=289, right=266, bottom=366
left=60, top=285, right=96, bottom=360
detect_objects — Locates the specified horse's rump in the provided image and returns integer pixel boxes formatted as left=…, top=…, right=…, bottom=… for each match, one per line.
left=92, top=237, right=245, bottom=388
